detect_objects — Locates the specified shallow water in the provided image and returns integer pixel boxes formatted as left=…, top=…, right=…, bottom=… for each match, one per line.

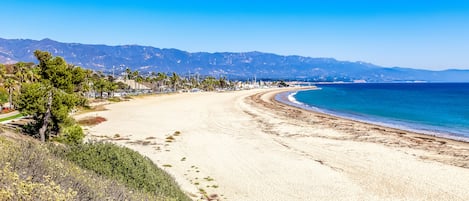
left=288, top=83, right=469, bottom=140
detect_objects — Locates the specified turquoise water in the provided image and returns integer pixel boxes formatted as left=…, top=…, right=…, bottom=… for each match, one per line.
left=288, top=83, right=469, bottom=140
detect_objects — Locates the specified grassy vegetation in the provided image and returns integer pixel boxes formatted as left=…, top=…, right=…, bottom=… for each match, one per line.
left=107, top=97, right=122, bottom=102
left=0, top=131, right=190, bottom=201
left=57, top=142, right=190, bottom=200
left=0, top=113, right=23, bottom=122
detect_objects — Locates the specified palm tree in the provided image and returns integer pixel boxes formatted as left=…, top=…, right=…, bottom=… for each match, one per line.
left=218, top=76, right=228, bottom=89
left=4, top=78, right=17, bottom=110
left=13, top=62, right=26, bottom=84
left=106, top=81, right=118, bottom=98
left=132, top=70, right=139, bottom=90
left=136, top=75, right=144, bottom=92
left=150, top=77, right=158, bottom=92
left=180, top=76, right=190, bottom=90
left=0, top=64, right=6, bottom=110
left=190, top=76, right=199, bottom=89
left=0, top=64, right=6, bottom=83
left=92, top=77, right=107, bottom=99
left=26, top=67, right=40, bottom=83
left=145, top=76, right=156, bottom=92
left=202, top=76, right=218, bottom=91
left=83, top=69, right=94, bottom=98
left=125, top=67, right=132, bottom=81
left=169, top=72, right=180, bottom=92
left=156, top=72, right=168, bottom=92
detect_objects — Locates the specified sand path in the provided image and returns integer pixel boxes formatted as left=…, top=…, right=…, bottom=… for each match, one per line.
left=78, top=88, right=469, bottom=201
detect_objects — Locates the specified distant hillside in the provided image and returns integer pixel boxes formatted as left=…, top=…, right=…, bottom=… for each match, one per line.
left=1, top=37, right=468, bottom=82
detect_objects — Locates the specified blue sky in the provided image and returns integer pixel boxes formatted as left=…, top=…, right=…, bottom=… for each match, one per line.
left=2, top=0, right=469, bottom=70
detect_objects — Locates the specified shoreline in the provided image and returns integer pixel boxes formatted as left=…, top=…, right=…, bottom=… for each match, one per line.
left=275, top=89, right=469, bottom=143
left=249, top=88, right=469, bottom=168
left=79, top=88, right=469, bottom=200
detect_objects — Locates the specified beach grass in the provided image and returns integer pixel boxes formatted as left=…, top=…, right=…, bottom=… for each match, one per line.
left=107, top=97, right=122, bottom=102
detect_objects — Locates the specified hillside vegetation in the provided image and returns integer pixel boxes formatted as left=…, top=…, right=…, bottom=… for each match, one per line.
left=0, top=130, right=190, bottom=201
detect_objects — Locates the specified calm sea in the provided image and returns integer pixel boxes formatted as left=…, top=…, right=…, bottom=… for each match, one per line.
left=285, top=83, right=469, bottom=140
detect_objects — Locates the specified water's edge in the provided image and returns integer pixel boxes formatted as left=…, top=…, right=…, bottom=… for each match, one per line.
left=275, top=89, right=469, bottom=143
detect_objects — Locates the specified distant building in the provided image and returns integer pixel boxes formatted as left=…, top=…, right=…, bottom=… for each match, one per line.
left=353, top=80, right=367, bottom=83
left=114, top=79, right=151, bottom=90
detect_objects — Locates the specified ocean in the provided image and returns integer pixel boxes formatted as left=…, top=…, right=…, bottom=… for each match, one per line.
left=282, top=83, right=469, bottom=140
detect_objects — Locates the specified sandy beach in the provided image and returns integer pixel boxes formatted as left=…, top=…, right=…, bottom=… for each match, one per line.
left=77, top=88, right=469, bottom=201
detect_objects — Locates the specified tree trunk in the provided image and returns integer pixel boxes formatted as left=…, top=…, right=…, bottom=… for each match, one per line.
left=39, top=91, right=52, bottom=142
left=8, top=88, right=13, bottom=110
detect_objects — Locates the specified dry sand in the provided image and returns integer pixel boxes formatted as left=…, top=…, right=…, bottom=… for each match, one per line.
left=76, top=88, right=469, bottom=201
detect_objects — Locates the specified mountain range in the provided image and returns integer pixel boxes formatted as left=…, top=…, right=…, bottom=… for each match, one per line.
left=1, top=37, right=468, bottom=82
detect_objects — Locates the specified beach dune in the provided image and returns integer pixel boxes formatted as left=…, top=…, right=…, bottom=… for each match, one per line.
left=79, top=88, right=469, bottom=201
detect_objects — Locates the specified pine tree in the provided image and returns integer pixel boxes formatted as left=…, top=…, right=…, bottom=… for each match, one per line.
left=16, top=50, right=86, bottom=142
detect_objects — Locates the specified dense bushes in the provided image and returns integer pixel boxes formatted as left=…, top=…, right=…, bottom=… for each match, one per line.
left=0, top=135, right=184, bottom=200
left=61, top=142, right=190, bottom=201
left=55, top=124, right=84, bottom=145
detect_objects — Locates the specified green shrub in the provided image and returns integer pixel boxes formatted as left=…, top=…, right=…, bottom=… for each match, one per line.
left=0, top=135, right=168, bottom=200
left=56, top=124, right=84, bottom=145
left=63, top=142, right=190, bottom=200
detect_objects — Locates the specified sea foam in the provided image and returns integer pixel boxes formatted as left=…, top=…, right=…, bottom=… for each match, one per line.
left=287, top=92, right=303, bottom=106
